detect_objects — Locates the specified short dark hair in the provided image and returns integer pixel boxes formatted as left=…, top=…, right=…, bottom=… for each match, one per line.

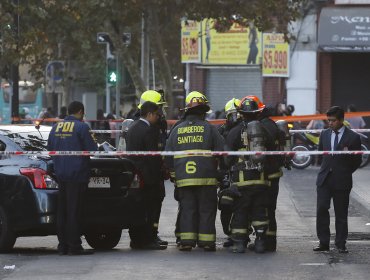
left=140, top=101, right=159, bottom=117
left=326, top=106, right=344, bottom=120
left=68, top=101, right=84, bottom=115
left=347, top=104, right=357, bottom=112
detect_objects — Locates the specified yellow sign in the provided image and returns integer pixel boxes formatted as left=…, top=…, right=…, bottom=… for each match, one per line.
left=201, top=19, right=262, bottom=65
left=262, top=33, right=290, bottom=77
left=181, top=20, right=201, bottom=63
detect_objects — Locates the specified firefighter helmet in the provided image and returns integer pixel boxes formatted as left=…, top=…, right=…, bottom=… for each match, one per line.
left=238, top=97, right=261, bottom=114
left=244, top=95, right=265, bottom=110
left=138, top=90, right=167, bottom=109
left=185, top=91, right=210, bottom=112
left=225, top=98, right=241, bottom=116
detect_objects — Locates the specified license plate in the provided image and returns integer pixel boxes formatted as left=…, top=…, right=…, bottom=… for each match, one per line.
left=88, top=177, right=110, bottom=188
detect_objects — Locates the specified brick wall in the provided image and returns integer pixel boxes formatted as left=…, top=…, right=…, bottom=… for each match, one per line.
left=262, top=77, right=286, bottom=108
left=317, top=52, right=332, bottom=114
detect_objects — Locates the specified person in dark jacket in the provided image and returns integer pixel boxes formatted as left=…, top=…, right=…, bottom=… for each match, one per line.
left=48, top=101, right=97, bottom=255
left=313, top=106, right=361, bottom=254
left=126, top=101, right=167, bottom=250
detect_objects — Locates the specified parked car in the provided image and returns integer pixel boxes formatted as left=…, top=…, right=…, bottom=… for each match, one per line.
left=0, top=124, right=145, bottom=252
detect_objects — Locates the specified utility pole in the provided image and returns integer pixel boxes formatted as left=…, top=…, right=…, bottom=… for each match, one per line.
left=141, top=12, right=150, bottom=89
left=11, top=0, right=19, bottom=123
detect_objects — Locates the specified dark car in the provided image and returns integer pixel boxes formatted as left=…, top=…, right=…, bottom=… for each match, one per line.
left=0, top=125, right=145, bottom=252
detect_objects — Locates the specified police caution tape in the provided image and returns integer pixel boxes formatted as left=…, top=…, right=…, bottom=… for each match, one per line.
left=0, top=150, right=367, bottom=156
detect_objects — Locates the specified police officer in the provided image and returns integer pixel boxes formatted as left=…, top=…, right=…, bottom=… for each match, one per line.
left=48, top=101, right=97, bottom=255
left=225, top=97, right=279, bottom=253
left=166, top=92, right=224, bottom=251
left=130, top=90, right=168, bottom=246
left=246, top=95, right=286, bottom=252
left=126, top=101, right=167, bottom=250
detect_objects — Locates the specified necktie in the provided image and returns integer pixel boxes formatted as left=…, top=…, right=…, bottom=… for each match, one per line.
left=333, top=131, right=339, bottom=151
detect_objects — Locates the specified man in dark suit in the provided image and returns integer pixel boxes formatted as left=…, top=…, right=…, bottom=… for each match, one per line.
left=126, top=101, right=167, bottom=250
left=313, top=106, right=362, bottom=254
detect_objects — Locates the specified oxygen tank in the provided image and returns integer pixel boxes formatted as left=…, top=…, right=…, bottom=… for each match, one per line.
left=275, top=120, right=291, bottom=151
left=247, top=120, right=266, bottom=164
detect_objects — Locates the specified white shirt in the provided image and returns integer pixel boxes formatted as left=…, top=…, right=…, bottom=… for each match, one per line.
left=139, top=118, right=150, bottom=126
left=331, top=126, right=345, bottom=151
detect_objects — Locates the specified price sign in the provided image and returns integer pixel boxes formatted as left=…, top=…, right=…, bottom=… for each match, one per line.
left=181, top=20, right=201, bottom=63
left=262, top=33, right=290, bottom=77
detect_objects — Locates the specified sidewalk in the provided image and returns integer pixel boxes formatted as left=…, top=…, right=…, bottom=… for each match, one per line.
left=351, top=165, right=370, bottom=215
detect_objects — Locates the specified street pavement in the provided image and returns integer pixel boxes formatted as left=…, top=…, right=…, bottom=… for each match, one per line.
left=1, top=166, right=370, bottom=279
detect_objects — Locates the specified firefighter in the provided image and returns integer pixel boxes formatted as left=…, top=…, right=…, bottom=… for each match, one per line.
left=225, top=97, right=279, bottom=253
left=246, top=95, right=287, bottom=252
left=217, top=98, right=242, bottom=247
left=128, top=90, right=168, bottom=247
left=166, top=92, right=224, bottom=251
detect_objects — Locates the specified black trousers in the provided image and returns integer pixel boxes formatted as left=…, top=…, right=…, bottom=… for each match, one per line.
left=178, top=186, right=218, bottom=246
left=129, top=183, right=165, bottom=245
left=230, top=187, right=269, bottom=241
left=316, top=174, right=351, bottom=247
left=57, top=181, right=87, bottom=251
left=266, top=178, right=280, bottom=240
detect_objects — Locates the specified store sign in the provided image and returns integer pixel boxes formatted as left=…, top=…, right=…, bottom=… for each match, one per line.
left=262, top=33, right=290, bottom=77
left=181, top=20, right=201, bottom=63
left=335, top=0, right=370, bottom=4
left=200, top=19, right=262, bottom=65
left=318, top=7, right=370, bottom=52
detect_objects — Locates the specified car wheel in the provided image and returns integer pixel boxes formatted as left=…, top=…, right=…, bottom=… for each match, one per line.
left=0, top=206, right=16, bottom=253
left=85, top=229, right=122, bottom=250
left=291, top=145, right=312, bottom=169
left=360, top=143, right=369, bottom=168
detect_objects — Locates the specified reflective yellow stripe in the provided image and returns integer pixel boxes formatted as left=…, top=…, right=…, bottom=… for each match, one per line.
left=231, top=228, right=248, bottom=234
left=198, top=233, right=216, bottom=242
left=251, top=221, right=269, bottom=227
left=268, top=170, right=283, bottom=179
left=174, top=149, right=212, bottom=159
left=170, top=172, right=175, bottom=177
left=222, top=196, right=233, bottom=201
left=266, top=230, right=276, bottom=236
left=153, top=223, right=158, bottom=228
left=176, top=178, right=218, bottom=187
left=175, top=232, right=181, bottom=238
left=239, top=170, right=244, bottom=183
left=180, top=232, right=198, bottom=240
left=234, top=180, right=270, bottom=187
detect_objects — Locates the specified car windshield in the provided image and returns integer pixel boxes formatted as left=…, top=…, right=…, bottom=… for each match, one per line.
left=6, top=131, right=49, bottom=151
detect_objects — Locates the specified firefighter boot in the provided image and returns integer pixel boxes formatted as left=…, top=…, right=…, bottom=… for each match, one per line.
left=265, top=236, right=277, bottom=252
left=231, top=240, right=245, bottom=253
left=254, top=228, right=266, bottom=254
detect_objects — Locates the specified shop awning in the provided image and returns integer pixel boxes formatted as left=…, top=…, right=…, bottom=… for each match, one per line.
left=318, top=7, right=370, bottom=52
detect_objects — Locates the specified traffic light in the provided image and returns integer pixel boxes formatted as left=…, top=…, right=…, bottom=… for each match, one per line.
left=107, top=58, right=117, bottom=85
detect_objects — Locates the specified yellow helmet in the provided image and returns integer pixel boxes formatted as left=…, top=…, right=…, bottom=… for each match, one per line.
left=185, top=91, right=210, bottom=112
left=138, top=90, right=166, bottom=109
left=225, top=98, right=241, bottom=115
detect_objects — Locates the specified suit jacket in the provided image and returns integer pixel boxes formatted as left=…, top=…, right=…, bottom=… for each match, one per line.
left=316, top=126, right=361, bottom=189
left=126, top=119, right=162, bottom=185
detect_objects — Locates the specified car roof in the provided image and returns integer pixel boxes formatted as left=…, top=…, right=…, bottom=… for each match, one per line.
left=0, top=125, right=51, bottom=134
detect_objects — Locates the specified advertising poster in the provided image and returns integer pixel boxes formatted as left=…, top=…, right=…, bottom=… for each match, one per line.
left=262, top=33, right=290, bottom=77
left=181, top=20, right=201, bottom=63
left=201, top=19, right=262, bottom=65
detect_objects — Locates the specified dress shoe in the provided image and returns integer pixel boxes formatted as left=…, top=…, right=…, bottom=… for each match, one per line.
left=68, top=248, right=94, bottom=255
left=155, top=236, right=168, bottom=246
left=336, top=245, right=348, bottom=254
left=313, top=244, right=329, bottom=252
left=203, top=244, right=216, bottom=252
left=57, top=244, right=68, bottom=255
left=141, top=242, right=167, bottom=250
left=231, top=241, right=245, bottom=253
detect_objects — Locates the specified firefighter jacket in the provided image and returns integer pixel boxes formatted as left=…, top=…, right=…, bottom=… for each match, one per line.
left=165, top=114, right=224, bottom=187
left=258, top=109, right=285, bottom=179
left=47, top=115, right=98, bottom=183
left=225, top=118, right=279, bottom=187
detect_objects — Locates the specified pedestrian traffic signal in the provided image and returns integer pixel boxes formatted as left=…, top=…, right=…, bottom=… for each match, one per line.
left=107, top=58, right=117, bottom=85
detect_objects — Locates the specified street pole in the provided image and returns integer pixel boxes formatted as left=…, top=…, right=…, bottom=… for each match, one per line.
left=106, top=43, right=111, bottom=114
left=141, top=13, right=150, bottom=89
left=115, top=53, right=120, bottom=118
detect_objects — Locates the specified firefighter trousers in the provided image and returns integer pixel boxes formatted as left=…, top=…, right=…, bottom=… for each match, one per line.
left=230, top=186, right=269, bottom=242
left=178, top=186, right=218, bottom=247
left=266, top=178, right=280, bottom=243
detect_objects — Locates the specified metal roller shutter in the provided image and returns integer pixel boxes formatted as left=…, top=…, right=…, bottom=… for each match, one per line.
left=205, top=67, right=262, bottom=113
